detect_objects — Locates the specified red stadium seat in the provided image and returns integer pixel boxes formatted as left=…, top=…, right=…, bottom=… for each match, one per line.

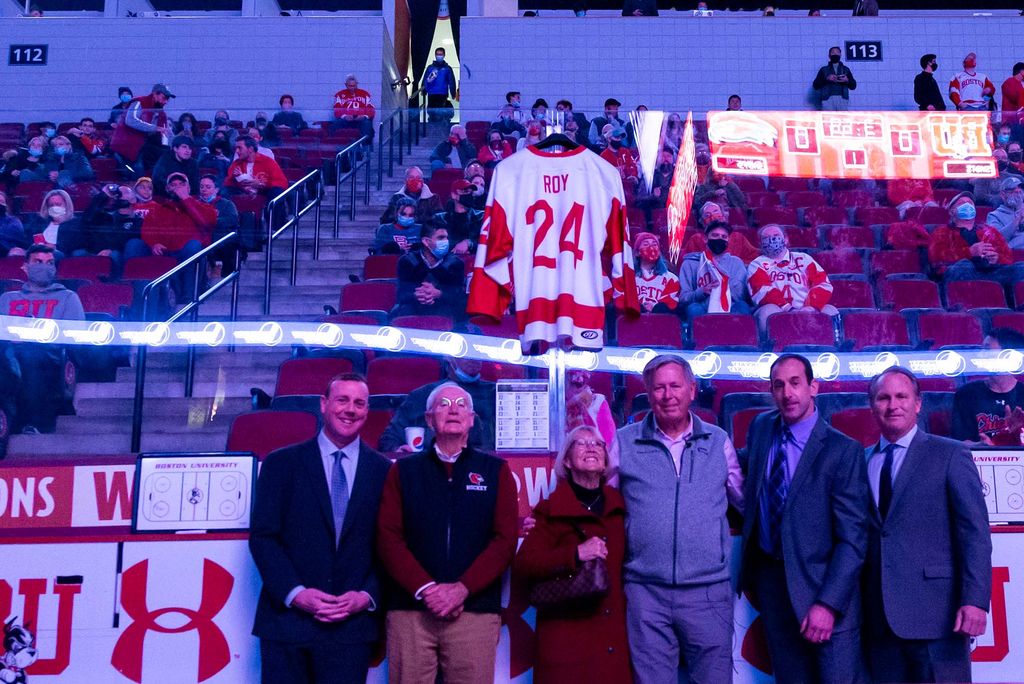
left=815, top=249, right=864, bottom=276
left=841, top=311, right=910, bottom=350
left=275, top=357, right=354, bottom=397
left=322, top=313, right=386, bottom=326
left=770, top=177, right=810, bottom=193
left=855, top=206, right=899, bottom=226
left=830, top=408, right=881, bottom=447
left=990, top=312, right=1024, bottom=336
left=905, top=205, right=949, bottom=226
left=76, top=282, right=133, bottom=318
left=817, top=379, right=870, bottom=394
left=945, top=280, right=1008, bottom=311
left=804, top=206, right=848, bottom=227
left=227, top=410, right=319, bottom=460
left=362, top=408, right=393, bottom=450
left=753, top=207, right=796, bottom=226
left=390, top=315, right=454, bottom=331
left=731, top=407, right=771, bottom=449
left=879, top=279, right=941, bottom=311
left=736, top=177, right=768, bottom=192
left=833, top=190, right=874, bottom=209
left=785, top=227, right=819, bottom=249
left=616, top=313, right=683, bottom=348
left=786, top=191, right=827, bottom=208
left=0, top=257, right=24, bottom=280
left=339, top=280, right=397, bottom=313
left=823, top=226, right=876, bottom=249
left=367, top=356, right=443, bottom=395
left=691, top=313, right=759, bottom=350
left=57, top=255, right=112, bottom=281
left=869, top=250, right=922, bottom=279
left=745, top=192, right=780, bottom=209
left=831, top=280, right=875, bottom=309
left=470, top=314, right=518, bottom=339
left=121, top=256, right=178, bottom=281
left=915, top=312, right=984, bottom=349
left=710, top=379, right=769, bottom=413
left=766, top=311, right=836, bottom=351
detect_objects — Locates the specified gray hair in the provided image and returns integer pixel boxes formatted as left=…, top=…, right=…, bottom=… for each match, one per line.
left=425, top=381, right=475, bottom=413
left=554, top=425, right=611, bottom=481
left=641, top=354, right=695, bottom=391
left=868, top=367, right=921, bottom=400
left=757, top=223, right=785, bottom=240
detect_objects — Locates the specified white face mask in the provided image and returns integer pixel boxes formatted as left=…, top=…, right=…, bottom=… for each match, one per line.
left=47, top=205, right=67, bottom=220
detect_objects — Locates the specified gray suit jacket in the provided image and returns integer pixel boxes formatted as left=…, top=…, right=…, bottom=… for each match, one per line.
left=863, top=430, right=992, bottom=640
left=739, top=410, right=870, bottom=630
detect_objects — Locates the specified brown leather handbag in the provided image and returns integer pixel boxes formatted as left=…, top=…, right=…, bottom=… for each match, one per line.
left=528, top=522, right=610, bottom=609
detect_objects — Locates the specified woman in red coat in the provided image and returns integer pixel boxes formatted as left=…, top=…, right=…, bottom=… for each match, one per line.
left=514, top=425, right=632, bottom=684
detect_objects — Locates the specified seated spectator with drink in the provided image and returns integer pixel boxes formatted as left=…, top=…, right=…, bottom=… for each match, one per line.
left=81, top=183, right=143, bottom=275
left=225, top=137, right=288, bottom=199
left=25, top=190, right=84, bottom=259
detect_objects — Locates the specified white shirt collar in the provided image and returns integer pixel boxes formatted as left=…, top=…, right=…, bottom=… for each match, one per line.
left=318, top=429, right=360, bottom=461
left=435, top=443, right=463, bottom=463
left=879, top=424, right=918, bottom=452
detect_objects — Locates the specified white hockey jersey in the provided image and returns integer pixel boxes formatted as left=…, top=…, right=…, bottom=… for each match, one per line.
left=468, top=145, right=639, bottom=351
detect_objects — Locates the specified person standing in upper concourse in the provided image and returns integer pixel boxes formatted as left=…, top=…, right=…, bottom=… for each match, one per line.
left=813, top=47, right=857, bottom=111
left=914, top=54, right=947, bottom=111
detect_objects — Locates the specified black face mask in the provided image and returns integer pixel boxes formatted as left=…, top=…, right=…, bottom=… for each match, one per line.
left=829, top=54, right=841, bottom=64
left=999, top=161, right=1010, bottom=172
left=930, top=62, right=938, bottom=71
left=707, top=238, right=728, bottom=255
left=610, top=140, right=623, bottom=150
left=696, top=152, right=712, bottom=166
left=215, top=117, right=228, bottom=126
left=256, top=119, right=267, bottom=127
left=659, top=163, right=672, bottom=173
left=0, top=204, right=6, bottom=217
left=1011, top=152, right=1023, bottom=162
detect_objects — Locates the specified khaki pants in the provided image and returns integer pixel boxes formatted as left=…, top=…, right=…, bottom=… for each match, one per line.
left=386, top=610, right=500, bottom=684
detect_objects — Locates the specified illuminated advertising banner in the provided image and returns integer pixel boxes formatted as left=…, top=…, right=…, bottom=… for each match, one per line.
left=707, top=110, right=996, bottom=180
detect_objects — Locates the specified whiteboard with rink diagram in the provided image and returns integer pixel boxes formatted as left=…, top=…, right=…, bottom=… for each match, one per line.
left=973, top=449, right=1024, bottom=524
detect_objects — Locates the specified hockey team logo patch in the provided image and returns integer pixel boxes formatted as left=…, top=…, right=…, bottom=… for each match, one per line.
left=580, top=330, right=599, bottom=340
left=466, top=473, right=487, bottom=492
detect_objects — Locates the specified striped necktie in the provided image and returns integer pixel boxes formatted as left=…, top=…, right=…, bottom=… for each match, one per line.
left=331, top=450, right=349, bottom=544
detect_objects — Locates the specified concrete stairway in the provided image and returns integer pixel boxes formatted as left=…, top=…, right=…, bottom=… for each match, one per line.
left=7, top=130, right=444, bottom=457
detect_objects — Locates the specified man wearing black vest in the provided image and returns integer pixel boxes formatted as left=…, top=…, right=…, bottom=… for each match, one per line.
left=377, top=382, right=518, bottom=683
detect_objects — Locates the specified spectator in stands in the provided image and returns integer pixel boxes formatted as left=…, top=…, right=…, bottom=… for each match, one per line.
left=381, top=166, right=443, bottom=224
left=514, top=424, right=629, bottom=684
left=491, top=105, right=527, bottom=140
left=633, top=231, right=679, bottom=313
left=172, top=112, right=201, bottom=145
left=392, top=222, right=466, bottom=321
left=253, top=113, right=280, bottom=148
left=500, top=90, right=529, bottom=126
left=133, top=176, right=154, bottom=203
left=914, top=54, right=946, bottom=111
left=434, top=180, right=485, bottom=255
left=373, top=197, right=420, bottom=255
left=562, top=118, right=583, bottom=147
left=727, top=94, right=743, bottom=111
left=133, top=172, right=217, bottom=295
left=463, top=161, right=486, bottom=185
left=429, top=125, right=477, bottom=171
left=693, top=169, right=748, bottom=217
left=152, top=136, right=200, bottom=194
left=204, top=111, right=239, bottom=150
left=555, top=99, right=589, bottom=133
left=685, top=201, right=760, bottom=263
left=953, top=328, right=1024, bottom=446
left=813, top=46, right=857, bottom=111
left=332, top=74, right=375, bottom=142
left=662, top=112, right=684, bottom=156
left=225, top=137, right=287, bottom=199
left=517, top=121, right=545, bottom=151
left=748, top=224, right=837, bottom=334
left=23, top=136, right=94, bottom=190
left=235, top=127, right=276, bottom=160
left=272, top=94, right=308, bottom=134
left=198, top=174, right=243, bottom=277
left=983, top=176, right=1024, bottom=248
left=1001, top=62, right=1024, bottom=126
left=678, top=221, right=751, bottom=320
left=376, top=383, right=517, bottom=684
left=762, top=5, right=776, bottom=15
left=929, top=192, right=1022, bottom=285
left=81, top=183, right=142, bottom=275
left=424, top=46, right=458, bottom=123
left=25, top=189, right=83, bottom=258
left=2, top=136, right=46, bottom=190
left=530, top=99, right=550, bottom=127
left=599, top=125, right=638, bottom=189
left=949, top=53, right=995, bottom=111
left=1009, top=142, right=1024, bottom=174
left=887, top=178, right=937, bottom=219
left=625, top=104, right=646, bottom=151
left=110, top=83, right=174, bottom=174
left=566, top=370, right=616, bottom=446
left=109, top=86, right=133, bottom=125
left=478, top=130, right=513, bottom=169
left=198, top=139, right=234, bottom=184
left=0, top=191, right=28, bottom=258
left=464, top=167, right=488, bottom=211
left=995, top=123, right=1014, bottom=151
left=588, top=98, right=626, bottom=149
left=622, top=0, right=658, bottom=15
left=0, top=244, right=84, bottom=434
left=634, top=149, right=673, bottom=220
left=66, top=117, right=106, bottom=158
left=379, top=355, right=496, bottom=454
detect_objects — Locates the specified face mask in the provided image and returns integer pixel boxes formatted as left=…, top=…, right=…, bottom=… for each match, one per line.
left=448, top=136, right=459, bottom=145
left=256, top=119, right=267, bottom=127
left=435, top=55, right=444, bottom=62
left=931, top=62, right=938, bottom=71
left=472, top=185, right=485, bottom=197
left=453, top=367, right=480, bottom=383
left=659, top=163, right=672, bottom=173
left=215, top=117, right=228, bottom=126
left=638, top=245, right=660, bottom=262
left=761, top=235, right=786, bottom=258
left=999, top=161, right=1010, bottom=172
left=829, top=54, right=841, bottom=64
left=44, top=128, right=56, bottom=138
left=28, top=147, right=43, bottom=157
left=998, top=134, right=1011, bottom=144
left=182, top=121, right=193, bottom=131
left=707, top=237, right=729, bottom=255
left=430, top=239, right=449, bottom=258
left=47, top=205, right=67, bottom=220
left=397, top=215, right=416, bottom=227
left=54, top=147, right=69, bottom=156
left=511, top=101, right=521, bottom=108
left=610, top=140, right=623, bottom=149
left=696, top=152, right=712, bottom=166
left=120, top=93, right=132, bottom=103
left=406, top=179, right=423, bottom=193
left=965, top=59, right=977, bottom=70
left=26, top=262, right=57, bottom=287
left=955, top=203, right=977, bottom=221
left=1011, top=151, right=1023, bottom=162
left=490, top=140, right=502, bottom=150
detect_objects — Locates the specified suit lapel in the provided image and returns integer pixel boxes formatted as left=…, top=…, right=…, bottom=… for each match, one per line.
left=888, top=429, right=927, bottom=518
left=301, top=442, right=335, bottom=534
left=865, top=443, right=882, bottom=525
left=787, top=416, right=826, bottom=499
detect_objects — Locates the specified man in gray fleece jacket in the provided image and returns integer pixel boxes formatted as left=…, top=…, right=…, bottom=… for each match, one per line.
left=677, top=220, right=751, bottom=321
left=614, top=355, right=745, bottom=684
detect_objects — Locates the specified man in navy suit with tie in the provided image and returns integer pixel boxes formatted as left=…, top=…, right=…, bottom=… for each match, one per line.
left=864, top=367, right=992, bottom=683
left=250, top=372, right=392, bottom=683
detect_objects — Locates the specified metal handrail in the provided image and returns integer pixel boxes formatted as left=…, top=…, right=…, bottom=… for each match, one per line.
left=333, top=135, right=372, bottom=237
left=408, top=88, right=427, bottom=153
left=377, top=108, right=404, bottom=190
left=263, top=169, right=325, bottom=315
left=130, top=230, right=242, bottom=452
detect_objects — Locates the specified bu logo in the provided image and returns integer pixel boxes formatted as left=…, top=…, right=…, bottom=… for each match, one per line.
left=111, top=559, right=234, bottom=683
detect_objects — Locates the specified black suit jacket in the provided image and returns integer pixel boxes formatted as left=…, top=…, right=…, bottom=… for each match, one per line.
left=249, top=438, right=391, bottom=645
left=863, top=430, right=992, bottom=640
left=739, top=411, right=870, bottom=630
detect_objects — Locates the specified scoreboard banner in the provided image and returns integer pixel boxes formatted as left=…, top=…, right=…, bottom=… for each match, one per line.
left=707, top=110, right=996, bottom=180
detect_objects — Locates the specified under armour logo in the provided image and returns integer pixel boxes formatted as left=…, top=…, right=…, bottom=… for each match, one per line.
left=111, top=559, right=233, bottom=683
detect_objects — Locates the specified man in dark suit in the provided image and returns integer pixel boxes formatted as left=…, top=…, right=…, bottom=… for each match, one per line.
left=249, top=372, right=392, bottom=683
left=739, top=353, right=870, bottom=683
left=864, top=367, right=992, bottom=683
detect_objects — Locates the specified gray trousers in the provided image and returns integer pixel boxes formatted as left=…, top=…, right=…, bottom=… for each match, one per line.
left=625, top=580, right=734, bottom=684
left=821, top=97, right=850, bottom=111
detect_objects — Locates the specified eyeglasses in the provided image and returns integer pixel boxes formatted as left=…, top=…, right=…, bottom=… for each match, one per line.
left=436, top=397, right=469, bottom=411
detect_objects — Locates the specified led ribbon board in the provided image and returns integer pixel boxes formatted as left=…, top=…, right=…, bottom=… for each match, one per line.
left=708, top=110, right=996, bottom=179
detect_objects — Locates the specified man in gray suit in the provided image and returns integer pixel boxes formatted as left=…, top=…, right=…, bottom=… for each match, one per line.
left=739, top=353, right=870, bottom=683
left=864, top=367, right=992, bottom=682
